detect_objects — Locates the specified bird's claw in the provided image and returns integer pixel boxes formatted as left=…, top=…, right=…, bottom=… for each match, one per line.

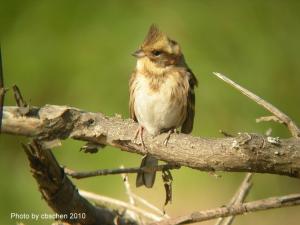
left=163, top=129, right=176, bottom=146
left=134, top=126, right=146, bottom=150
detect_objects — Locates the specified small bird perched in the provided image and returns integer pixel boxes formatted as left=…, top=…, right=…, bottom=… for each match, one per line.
left=129, top=25, right=198, bottom=188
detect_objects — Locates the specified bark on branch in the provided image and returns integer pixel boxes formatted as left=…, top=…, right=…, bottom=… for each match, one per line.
left=2, top=105, right=300, bottom=178
left=22, top=140, right=137, bottom=225
left=152, top=194, right=300, bottom=225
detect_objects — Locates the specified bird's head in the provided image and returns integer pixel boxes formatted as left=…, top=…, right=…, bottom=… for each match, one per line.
left=133, top=25, right=183, bottom=70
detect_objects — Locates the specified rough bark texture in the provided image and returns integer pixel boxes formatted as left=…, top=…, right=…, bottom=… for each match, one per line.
left=22, top=140, right=137, bottom=225
left=2, top=105, right=300, bottom=178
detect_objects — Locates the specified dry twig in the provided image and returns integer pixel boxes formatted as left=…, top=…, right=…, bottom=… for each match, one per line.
left=215, top=173, right=253, bottom=225
left=121, top=169, right=136, bottom=207
left=79, top=190, right=162, bottom=222
left=121, top=167, right=143, bottom=224
left=12, top=85, right=27, bottom=108
left=64, top=164, right=181, bottom=179
left=219, top=130, right=233, bottom=137
left=256, top=115, right=284, bottom=124
left=130, top=193, right=168, bottom=218
left=213, top=72, right=300, bottom=138
left=153, top=193, right=300, bottom=225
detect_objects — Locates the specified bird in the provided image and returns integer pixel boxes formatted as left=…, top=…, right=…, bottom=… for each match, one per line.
left=129, top=24, right=198, bottom=188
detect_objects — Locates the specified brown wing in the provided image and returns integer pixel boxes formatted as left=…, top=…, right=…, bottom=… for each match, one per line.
left=181, top=68, right=198, bottom=134
left=129, top=70, right=137, bottom=121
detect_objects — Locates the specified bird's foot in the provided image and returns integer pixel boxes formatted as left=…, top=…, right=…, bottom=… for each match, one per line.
left=134, top=125, right=146, bottom=150
left=163, top=128, right=177, bottom=146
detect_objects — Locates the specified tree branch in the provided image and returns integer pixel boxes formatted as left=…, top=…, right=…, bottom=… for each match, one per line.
left=3, top=71, right=300, bottom=225
left=152, top=194, right=300, bottom=225
left=64, top=164, right=180, bottom=179
left=213, top=72, right=300, bottom=138
left=130, top=192, right=168, bottom=218
left=2, top=105, right=300, bottom=178
left=215, top=173, right=253, bottom=225
left=22, top=140, right=138, bottom=225
left=256, top=115, right=284, bottom=124
left=120, top=170, right=144, bottom=224
left=79, top=190, right=162, bottom=222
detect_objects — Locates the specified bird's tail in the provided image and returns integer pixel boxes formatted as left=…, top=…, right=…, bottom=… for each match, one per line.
left=136, top=155, right=158, bottom=188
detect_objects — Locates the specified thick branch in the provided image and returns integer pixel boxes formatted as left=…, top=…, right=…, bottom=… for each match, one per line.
left=22, top=140, right=137, bottom=225
left=2, top=105, right=300, bottom=178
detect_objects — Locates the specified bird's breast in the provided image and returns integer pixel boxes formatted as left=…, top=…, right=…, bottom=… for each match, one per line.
left=133, top=73, right=188, bottom=136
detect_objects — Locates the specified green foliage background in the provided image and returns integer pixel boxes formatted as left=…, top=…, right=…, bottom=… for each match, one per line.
left=1, top=1, right=300, bottom=224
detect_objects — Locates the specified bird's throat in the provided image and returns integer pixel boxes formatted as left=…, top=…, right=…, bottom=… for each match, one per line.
left=136, top=58, right=169, bottom=77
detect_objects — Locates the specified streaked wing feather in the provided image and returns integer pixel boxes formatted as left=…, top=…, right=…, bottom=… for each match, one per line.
left=181, top=69, right=197, bottom=134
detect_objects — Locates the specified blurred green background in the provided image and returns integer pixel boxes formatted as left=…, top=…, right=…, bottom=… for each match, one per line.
left=1, top=1, right=300, bottom=224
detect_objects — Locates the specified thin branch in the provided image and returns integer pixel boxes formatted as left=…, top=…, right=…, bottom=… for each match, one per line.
left=12, top=85, right=27, bottom=107
left=65, top=164, right=181, bottom=179
left=121, top=167, right=143, bottom=224
left=215, top=173, right=253, bottom=225
left=228, top=173, right=253, bottom=206
left=131, top=193, right=169, bottom=218
left=79, top=190, right=163, bottom=222
left=3, top=105, right=300, bottom=178
left=213, top=72, right=300, bottom=138
left=121, top=168, right=136, bottom=207
left=152, top=193, right=300, bottom=225
left=219, top=129, right=234, bottom=137
left=256, top=115, right=284, bottom=124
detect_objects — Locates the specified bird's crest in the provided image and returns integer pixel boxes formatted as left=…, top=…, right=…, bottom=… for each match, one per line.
left=142, top=24, right=168, bottom=48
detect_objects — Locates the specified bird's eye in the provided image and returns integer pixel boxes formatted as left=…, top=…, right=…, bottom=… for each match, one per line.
left=152, top=50, right=162, bottom=56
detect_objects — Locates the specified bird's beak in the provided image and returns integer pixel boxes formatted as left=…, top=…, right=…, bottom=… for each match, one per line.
left=132, top=49, right=145, bottom=58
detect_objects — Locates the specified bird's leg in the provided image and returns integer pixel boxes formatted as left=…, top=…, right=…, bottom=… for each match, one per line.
left=134, top=127, right=140, bottom=140
left=139, top=126, right=146, bottom=150
left=134, top=125, right=146, bottom=150
left=163, top=128, right=177, bottom=146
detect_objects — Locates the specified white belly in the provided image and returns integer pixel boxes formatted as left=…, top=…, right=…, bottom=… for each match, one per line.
left=134, top=75, right=183, bottom=136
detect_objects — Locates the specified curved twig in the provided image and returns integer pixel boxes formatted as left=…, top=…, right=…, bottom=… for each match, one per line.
left=213, top=72, right=300, bottom=138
